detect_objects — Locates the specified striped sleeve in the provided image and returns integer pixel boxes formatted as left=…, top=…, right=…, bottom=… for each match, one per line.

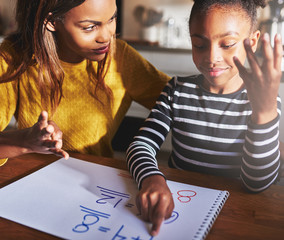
left=241, top=110, right=281, bottom=192
left=126, top=77, right=175, bottom=188
left=127, top=75, right=282, bottom=192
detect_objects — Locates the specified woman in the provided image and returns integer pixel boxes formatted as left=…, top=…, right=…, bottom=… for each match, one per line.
left=0, top=0, right=170, bottom=161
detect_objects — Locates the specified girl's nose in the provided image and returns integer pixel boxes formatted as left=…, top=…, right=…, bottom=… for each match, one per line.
left=206, top=46, right=222, bottom=64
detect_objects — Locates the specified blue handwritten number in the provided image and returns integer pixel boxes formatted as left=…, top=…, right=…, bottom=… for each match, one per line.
left=96, top=194, right=116, bottom=204
left=111, top=225, right=126, bottom=240
left=72, top=205, right=110, bottom=233
left=96, top=186, right=130, bottom=208
left=164, top=211, right=179, bottom=224
left=112, top=225, right=154, bottom=240
left=72, top=223, right=90, bottom=233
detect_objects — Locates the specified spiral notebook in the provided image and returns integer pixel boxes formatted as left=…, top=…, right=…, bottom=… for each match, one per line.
left=0, top=157, right=229, bottom=240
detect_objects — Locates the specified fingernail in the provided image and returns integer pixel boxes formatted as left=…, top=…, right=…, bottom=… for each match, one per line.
left=263, top=32, right=270, bottom=42
left=151, top=230, right=158, bottom=236
left=47, top=125, right=54, bottom=133
left=276, top=33, right=281, bottom=41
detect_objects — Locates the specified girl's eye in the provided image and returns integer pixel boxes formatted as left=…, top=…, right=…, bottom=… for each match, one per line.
left=221, top=43, right=236, bottom=49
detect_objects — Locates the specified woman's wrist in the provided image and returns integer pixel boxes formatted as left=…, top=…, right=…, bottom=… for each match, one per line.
left=0, top=128, right=31, bottom=155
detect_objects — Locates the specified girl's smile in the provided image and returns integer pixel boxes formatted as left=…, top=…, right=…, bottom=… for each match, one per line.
left=190, top=6, right=259, bottom=94
left=203, top=66, right=230, bottom=78
left=208, top=68, right=228, bottom=77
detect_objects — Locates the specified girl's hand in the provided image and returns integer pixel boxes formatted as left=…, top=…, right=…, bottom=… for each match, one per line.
left=24, top=111, right=69, bottom=159
left=234, top=33, right=283, bottom=124
left=136, top=175, right=174, bottom=236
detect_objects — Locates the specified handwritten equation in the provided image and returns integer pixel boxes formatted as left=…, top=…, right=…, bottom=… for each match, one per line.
left=0, top=157, right=228, bottom=240
left=72, top=186, right=197, bottom=239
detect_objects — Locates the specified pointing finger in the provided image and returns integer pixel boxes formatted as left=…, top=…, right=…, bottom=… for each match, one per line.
left=151, top=204, right=167, bottom=236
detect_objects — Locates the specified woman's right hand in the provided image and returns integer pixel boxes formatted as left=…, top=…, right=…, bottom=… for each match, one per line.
left=136, top=175, right=174, bottom=236
left=24, top=111, right=69, bottom=159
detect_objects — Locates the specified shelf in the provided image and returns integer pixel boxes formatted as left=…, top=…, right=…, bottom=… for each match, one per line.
left=124, top=39, right=192, bottom=54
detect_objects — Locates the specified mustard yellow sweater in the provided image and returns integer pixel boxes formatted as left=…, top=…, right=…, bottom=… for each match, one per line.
left=0, top=39, right=170, bottom=165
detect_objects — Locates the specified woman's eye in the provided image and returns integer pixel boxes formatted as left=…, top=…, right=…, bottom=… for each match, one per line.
left=83, top=25, right=97, bottom=31
left=109, top=12, right=117, bottom=23
left=109, top=17, right=116, bottom=23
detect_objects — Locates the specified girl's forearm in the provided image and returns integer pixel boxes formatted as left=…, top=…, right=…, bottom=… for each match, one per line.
left=241, top=115, right=280, bottom=192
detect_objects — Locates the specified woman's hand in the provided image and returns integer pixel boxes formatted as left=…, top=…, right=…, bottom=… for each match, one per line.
left=136, top=175, right=174, bottom=236
left=234, top=33, right=283, bottom=124
left=24, top=111, right=69, bottom=159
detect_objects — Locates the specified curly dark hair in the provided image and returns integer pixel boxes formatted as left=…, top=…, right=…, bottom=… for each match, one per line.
left=189, top=0, right=267, bottom=31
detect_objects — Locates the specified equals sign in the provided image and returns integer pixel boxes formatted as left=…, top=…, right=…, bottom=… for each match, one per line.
left=125, top=203, right=134, bottom=208
left=98, top=226, right=111, bottom=233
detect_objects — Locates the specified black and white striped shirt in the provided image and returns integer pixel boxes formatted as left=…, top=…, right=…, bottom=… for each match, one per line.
left=126, top=75, right=281, bottom=192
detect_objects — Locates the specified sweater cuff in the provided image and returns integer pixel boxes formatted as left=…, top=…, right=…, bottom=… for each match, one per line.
left=247, top=114, right=280, bottom=130
left=138, top=172, right=166, bottom=190
left=0, top=158, right=8, bottom=166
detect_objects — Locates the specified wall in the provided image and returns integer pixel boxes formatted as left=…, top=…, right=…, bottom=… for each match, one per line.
left=121, top=0, right=273, bottom=49
left=121, top=0, right=193, bottom=49
left=0, top=0, right=17, bottom=35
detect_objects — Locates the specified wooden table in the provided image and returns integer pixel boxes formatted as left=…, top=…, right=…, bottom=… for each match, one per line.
left=0, top=153, right=284, bottom=240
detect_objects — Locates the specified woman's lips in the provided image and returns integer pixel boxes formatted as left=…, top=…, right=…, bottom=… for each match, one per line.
left=93, top=45, right=109, bottom=55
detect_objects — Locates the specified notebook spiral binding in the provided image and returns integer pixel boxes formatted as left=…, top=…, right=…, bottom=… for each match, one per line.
left=193, top=190, right=229, bottom=240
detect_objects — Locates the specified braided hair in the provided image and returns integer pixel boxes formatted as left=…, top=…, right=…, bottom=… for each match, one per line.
left=189, top=0, right=267, bottom=31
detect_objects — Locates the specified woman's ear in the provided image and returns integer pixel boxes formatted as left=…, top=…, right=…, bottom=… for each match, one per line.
left=45, top=13, right=56, bottom=32
left=250, top=30, right=260, bottom=52
left=45, top=21, right=56, bottom=32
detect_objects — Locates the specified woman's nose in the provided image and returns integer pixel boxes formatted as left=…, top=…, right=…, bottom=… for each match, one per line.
left=96, top=25, right=114, bottom=44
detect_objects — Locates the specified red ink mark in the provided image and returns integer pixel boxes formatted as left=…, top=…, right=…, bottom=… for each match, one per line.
left=177, top=190, right=197, bottom=203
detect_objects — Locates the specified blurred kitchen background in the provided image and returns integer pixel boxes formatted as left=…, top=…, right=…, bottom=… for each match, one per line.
left=1, top=0, right=284, bottom=158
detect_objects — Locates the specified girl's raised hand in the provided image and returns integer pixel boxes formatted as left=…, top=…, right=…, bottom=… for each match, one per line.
left=25, top=111, right=69, bottom=159
left=234, top=33, right=283, bottom=124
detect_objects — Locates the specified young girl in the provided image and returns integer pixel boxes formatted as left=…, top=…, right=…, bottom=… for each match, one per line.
left=0, top=0, right=170, bottom=162
left=126, top=0, right=283, bottom=236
